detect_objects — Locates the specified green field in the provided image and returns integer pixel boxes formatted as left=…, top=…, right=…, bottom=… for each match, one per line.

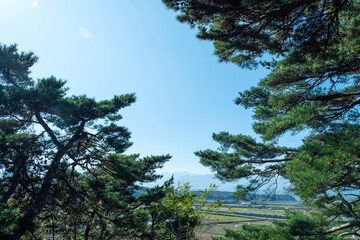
left=196, top=221, right=274, bottom=240
left=218, top=207, right=286, bottom=215
left=203, top=214, right=252, bottom=221
left=196, top=202, right=303, bottom=239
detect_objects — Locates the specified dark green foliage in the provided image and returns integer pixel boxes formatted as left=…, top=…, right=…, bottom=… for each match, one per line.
left=196, top=132, right=293, bottom=196
left=0, top=44, right=203, bottom=240
left=163, top=0, right=360, bottom=238
left=163, top=0, right=358, bottom=69
left=40, top=154, right=171, bottom=239
left=163, top=0, right=360, bottom=137
left=213, top=226, right=290, bottom=240
left=213, top=212, right=341, bottom=240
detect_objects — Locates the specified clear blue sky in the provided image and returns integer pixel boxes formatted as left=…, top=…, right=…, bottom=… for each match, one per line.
left=0, top=0, right=302, bottom=174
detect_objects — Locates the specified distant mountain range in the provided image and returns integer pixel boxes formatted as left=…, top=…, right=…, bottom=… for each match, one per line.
left=144, top=172, right=292, bottom=194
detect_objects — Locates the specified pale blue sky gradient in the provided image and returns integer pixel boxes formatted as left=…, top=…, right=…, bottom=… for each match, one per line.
left=0, top=0, right=302, bottom=174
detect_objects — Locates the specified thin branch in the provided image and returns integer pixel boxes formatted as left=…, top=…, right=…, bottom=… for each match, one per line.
left=331, top=188, right=360, bottom=222
left=308, top=222, right=360, bottom=236
left=247, top=158, right=292, bottom=164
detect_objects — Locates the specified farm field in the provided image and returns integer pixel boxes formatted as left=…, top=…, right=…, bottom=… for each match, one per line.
left=218, top=207, right=286, bottom=215
left=196, top=221, right=273, bottom=240
left=197, top=201, right=303, bottom=240
left=203, top=214, right=252, bottom=221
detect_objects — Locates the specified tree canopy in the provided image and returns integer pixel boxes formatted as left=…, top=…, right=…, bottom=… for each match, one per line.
left=0, top=44, right=206, bottom=240
left=164, top=0, right=360, bottom=237
left=163, top=0, right=360, bottom=136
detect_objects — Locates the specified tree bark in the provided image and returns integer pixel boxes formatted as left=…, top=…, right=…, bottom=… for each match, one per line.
left=0, top=121, right=86, bottom=240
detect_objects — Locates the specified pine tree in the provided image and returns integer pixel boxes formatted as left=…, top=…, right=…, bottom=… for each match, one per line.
left=164, top=0, right=360, bottom=237
left=0, top=44, right=173, bottom=239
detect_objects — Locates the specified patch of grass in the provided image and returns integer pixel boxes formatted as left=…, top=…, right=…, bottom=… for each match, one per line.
left=218, top=207, right=286, bottom=215
left=196, top=220, right=274, bottom=239
left=239, top=208, right=285, bottom=214
left=203, top=214, right=251, bottom=221
left=197, top=224, right=230, bottom=236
